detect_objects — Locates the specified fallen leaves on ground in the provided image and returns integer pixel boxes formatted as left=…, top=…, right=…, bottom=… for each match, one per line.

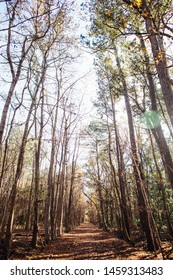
left=7, top=223, right=173, bottom=260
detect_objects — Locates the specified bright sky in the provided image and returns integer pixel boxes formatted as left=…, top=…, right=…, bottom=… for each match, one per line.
left=0, top=0, right=98, bottom=168
left=75, top=0, right=98, bottom=121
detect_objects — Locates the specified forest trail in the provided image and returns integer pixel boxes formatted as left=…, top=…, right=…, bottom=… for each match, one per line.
left=28, top=223, right=162, bottom=260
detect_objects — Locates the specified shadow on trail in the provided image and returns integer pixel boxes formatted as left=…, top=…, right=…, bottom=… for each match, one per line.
left=32, top=223, right=159, bottom=260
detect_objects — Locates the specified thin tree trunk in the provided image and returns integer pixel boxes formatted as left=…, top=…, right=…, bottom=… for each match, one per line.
left=31, top=80, right=45, bottom=248
left=44, top=69, right=61, bottom=243
left=25, top=165, right=34, bottom=231
left=149, top=131, right=173, bottom=239
left=95, top=139, right=108, bottom=231
left=65, top=134, right=80, bottom=232
left=56, top=119, right=68, bottom=236
left=109, top=90, right=131, bottom=240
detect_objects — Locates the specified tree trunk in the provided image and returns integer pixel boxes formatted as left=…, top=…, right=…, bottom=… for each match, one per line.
left=31, top=80, right=45, bottom=248
left=109, top=89, right=131, bottom=240
left=25, top=168, right=34, bottom=231
left=44, top=70, right=61, bottom=243
left=0, top=36, right=32, bottom=147
left=95, top=139, right=108, bottom=231
left=149, top=131, right=173, bottom=239
left=140, top=36, right=173, bottom=191
left=65, top=134, right=80, bottom=232
left=123, top=0, right=173, bottom=127
left=4, top=100, right=34, bottom=258
left=56, top=119, right=68, bottom=237
left=145, top=17, right=173, bottom=128
left=115, top=45, right=159, bottom=251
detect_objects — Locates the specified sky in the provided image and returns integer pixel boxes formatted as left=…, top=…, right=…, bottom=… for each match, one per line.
left=75, top=0, right=98, bottom=120
left=0, top=0, right=99, bottom=168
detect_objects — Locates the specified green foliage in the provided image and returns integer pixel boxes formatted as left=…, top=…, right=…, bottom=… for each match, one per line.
left=82, top=0, right=173, bottom=240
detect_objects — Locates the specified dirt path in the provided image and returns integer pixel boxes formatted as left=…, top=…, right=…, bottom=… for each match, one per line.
left=29, top=223, right=162, bottom=260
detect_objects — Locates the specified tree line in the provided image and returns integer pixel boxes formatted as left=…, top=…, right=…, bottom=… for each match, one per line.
left=0, top=0, right=173, bottom=260
left=82, top=0, right=173, bottom=257
left=0, top=0, right=86, bottom=259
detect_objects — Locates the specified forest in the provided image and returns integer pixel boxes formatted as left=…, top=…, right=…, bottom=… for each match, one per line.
left=0, top=0, right=173, bottom=260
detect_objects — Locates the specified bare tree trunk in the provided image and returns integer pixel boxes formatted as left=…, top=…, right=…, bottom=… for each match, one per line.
left=4, top=99, right=35, bottom=258
left=0, top=85, right=25, bottom=190
left=31, top=79, right=45, bottom=248
left=52, top=120, right=65, bottom=237
left=95, top=139, right=108, bottom=231
left=0, top=34, right=32, bottom=147
left=44, top=68, right=62, bottom=243
left=65, top=135, right=80, bottom=232
left=109, top=90, right=131, bottom=240
left=57, top=119, right=68, bottom=236
left=25, top=164, right=34, bottom=231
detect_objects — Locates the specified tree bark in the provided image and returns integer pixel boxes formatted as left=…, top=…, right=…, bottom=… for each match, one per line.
left=56, top=119, right=68, bottom=237
left=31, top=79, right=45, bottom=248
left=140, top=37, right=173, bottom=191
left=95, top=139, right=108, bottom=231
left=114, top=45, right=159, bottom=251
left=122, top=0, right=173, bottom=127
left=4, top=100, right=35, bottom=258
left=109, top=89, right=131, bottom=240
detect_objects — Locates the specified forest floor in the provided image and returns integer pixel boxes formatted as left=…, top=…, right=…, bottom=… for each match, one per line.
left=8, top=223, right=173, bottom=260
